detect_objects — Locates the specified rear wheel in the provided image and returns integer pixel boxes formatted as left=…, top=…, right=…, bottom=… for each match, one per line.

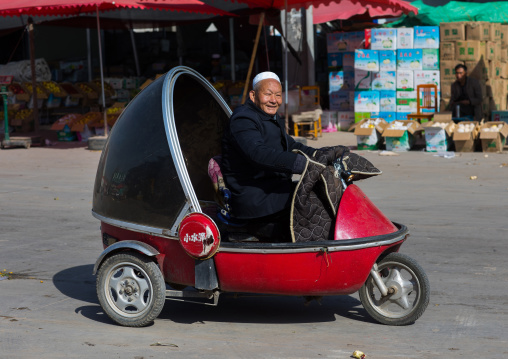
left=96, top=252, right=166, bottom=327
left=359, top=253, right=429, bottom=326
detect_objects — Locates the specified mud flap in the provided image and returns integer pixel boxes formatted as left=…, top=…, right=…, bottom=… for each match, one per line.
left=194, top=258, right=219, bottom=291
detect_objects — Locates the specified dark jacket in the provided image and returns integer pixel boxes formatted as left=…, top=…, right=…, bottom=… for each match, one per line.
left=448, top=76, right=483, bottom=121
left=222, top=99, right=315, bottom=219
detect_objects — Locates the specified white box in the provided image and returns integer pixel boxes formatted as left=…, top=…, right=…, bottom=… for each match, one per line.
left=379, top=90, right=396, bottom=112
left=414, top=70, right=441, bottom=90
left=342, top=52, right=355, bottom=71
left=371, top=71, right=396, bottom=91
left=354, top=91, right=380, bottom=112
left=397, top=28, right=414, bottom=49
left=422, top=49, right=439, bottom=70
left=379, top=50, right=397, bottom=71
left=414, top=26, right=440, bottom=49
left=371, top=28, right=397, bottom=50
left=396, top=91, right=417, bottom=112
left=396, top=70, right=414, bottom=91
left=354, top=50, right=379, bottom=71
left=354, top=70, right=373, bottom=90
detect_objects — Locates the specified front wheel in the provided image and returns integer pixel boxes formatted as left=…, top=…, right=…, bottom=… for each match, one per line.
left=359, top=252, right=430, bottom=326
left=96, top=252, right=166, bottom=327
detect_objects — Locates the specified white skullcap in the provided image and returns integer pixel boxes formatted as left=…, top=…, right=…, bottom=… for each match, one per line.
left=252, top=71, right=281, bottom=88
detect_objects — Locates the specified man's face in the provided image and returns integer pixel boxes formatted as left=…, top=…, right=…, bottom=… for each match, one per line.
left=250, top=79, right=282, bottom=115
left=455, top=67, right=467, bottom=82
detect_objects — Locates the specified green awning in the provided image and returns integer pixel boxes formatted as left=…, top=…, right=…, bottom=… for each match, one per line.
left=386, top=0, right=508, bottom=27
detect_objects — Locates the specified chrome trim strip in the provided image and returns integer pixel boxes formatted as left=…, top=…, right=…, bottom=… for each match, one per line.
left=161, top=67, right=233, bottom=223
left=218, top=235, right=406, bottom=254
left=92, top=210, right=178, bottom=240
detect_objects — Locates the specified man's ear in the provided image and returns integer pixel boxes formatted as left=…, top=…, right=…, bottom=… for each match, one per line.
left=249, top=90, right=256, bottom=103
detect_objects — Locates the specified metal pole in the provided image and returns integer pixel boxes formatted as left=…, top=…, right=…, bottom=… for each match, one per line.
left=229, top=18, right=235, bottom=82
left=129, top=29, right=141, bottom=77
left=241, top=12, right=265, bottom=105
left=3, top=87, right=9, bottom=141
left=96, top=5, right=108, bottom=137
left=27, top=18, right=39, bottom=133
left=86, top=28, right=92, bottom=82
left=284, top=0, right=289, bottom=132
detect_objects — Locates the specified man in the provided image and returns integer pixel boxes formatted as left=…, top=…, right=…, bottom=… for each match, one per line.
left=221, top=72, right=345, bottom=239
left=448, top=64, right=483, bottom=121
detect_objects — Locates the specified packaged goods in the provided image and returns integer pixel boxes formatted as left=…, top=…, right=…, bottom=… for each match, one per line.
left=342, top=52, right=355, bottom=71
left=414, top=26, right=440, bottom=49
left=354, top=91, right=380, bottom=112
left=382, top=120, right=423, bottom=151
left=489, top=23, right=502, bottom=42
left=396, top=112, right=411, bottom=121
left=466, top=22, right=490, bottom=41
left=414, top=70, right=440, bottom=90
left=371, top=28, right=397, bottom=50
left=337, top=111, right=355, bottom=131
left=329, top=71, right=354, bottom=92
left=354, top=70, right=373, bottom=90
left=396, top=28, right=414, bottom=49
left=501, top=25, right=508, bottom=48
left=396, top=70, right=414, bottom=91
left=348, top=31, right=366, bottom=51
left=372, top=111, right=396, bottom=122
left=379, top=50, right=397, bottom=71
left=396, top=91, right=417, bottom=113
left=486, top=41, right=501, bottom=61
left=397, top=49, right=423, bottom=70
left=330, top=91, right=354, bottom=111
left=455, top=41, right=486, bottom=61
left=453, top=121, right=479, bottom=152
left=371, top=71, right=396, bottom=91
left=440, top=42, right=455, bottom=61
left=479, top=121, right=508, bottom=152
left=354, top=50, right=379, bottom=71
left=327, top=53, right=342, bottom=71
left=349, top=118, right=388, bottom=150
left=327, top=32, right=348, bottom=53
left=422, top=49, right=439, bottom=70
left=354, top=112, right=370, bottom=123
left=440, top=60, right=464, bottom=82
left=440, top=22, right=466, bottom=41
left=489, top=61, right=503, bottom=79
left=465, top=59, right=489, bottom=80
left=379, top=91, right=396, bottom=112
left=491, top=110, right=508, bottom=123
left=422, top=113, right=455, bottom=152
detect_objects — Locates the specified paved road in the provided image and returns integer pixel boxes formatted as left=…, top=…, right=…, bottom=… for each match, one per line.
left=0, top=134, right=507, bottom=358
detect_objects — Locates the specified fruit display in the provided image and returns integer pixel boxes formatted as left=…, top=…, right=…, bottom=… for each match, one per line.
left=60, top=83, right=83, bottom=98
left=106, top=106, right=123, bottom=115
left=457, top=123, right=476, bottom=133
left=8, top=83, right=30, bottom=101
left=92, top=80, right=115, bottom=97
left=360, top=118, right=382, bottom=128
left=481, top=123, right=504, bottom=132
left=42, top=81, right=67, bottom=97
left=70, top=112, right=102, bottom=132
left=23, top=82, right=49, bottom=99
left=50, top=113, right=83, bottom=130
left=76, top=83, right=98, bottom=99
left=14, top=109, right=34, bottom=121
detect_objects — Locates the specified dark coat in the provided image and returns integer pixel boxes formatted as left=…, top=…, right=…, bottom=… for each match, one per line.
left=222, top=99, right=315, bottom=219
left=448, top=76, right=483, bottom=121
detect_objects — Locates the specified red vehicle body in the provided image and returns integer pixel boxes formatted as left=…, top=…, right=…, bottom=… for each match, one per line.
left=92, top=67, right=429, bottom=327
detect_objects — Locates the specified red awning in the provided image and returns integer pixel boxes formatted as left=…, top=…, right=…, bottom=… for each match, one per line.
left=0, top=0, right=234, bottom=17
left=313, top=0, right=417, bottom=24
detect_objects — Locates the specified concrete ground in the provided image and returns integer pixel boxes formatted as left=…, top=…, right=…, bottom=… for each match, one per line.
left=0, top=131, right=507, bottom=358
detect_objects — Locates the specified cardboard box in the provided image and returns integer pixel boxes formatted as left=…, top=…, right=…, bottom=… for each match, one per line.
left=371, top=71, right=396, bottom=91
left=466, top=22, right=490, bottom=41
left=414, top=26, right=440, bottom=49
left=440, top=22, right=466, bottom=41
left=330, top=91, right=354, bottom=111
left=8, top=83, right=30, bottom=102
left=479, top=121, right=508, bottom=152
left=489, top=60, right=503, bottom=79
left=382, top=120, right=423, bottom=151
left=453, top=121, right=479, bottom=152
left=422, top=49, right=439, bottom=70
left=371, top=28, right=397, bottom=50
left=396, top=91, right=417, bottom=112
left=501, top=25, right=508, bottom=49
left=501, top=47, right=508, bottom=62
left=337, top=111, right=355, bottom=131
left=354, top=91, right=380, bottom=112
left=440, top=81, right=453, bottom=99
left=372, top=111, right=396, bottom=122
left=397, top=28, right=414, bottom=49
left=379, top=90, right=396, bottom=112
left=490, top=23, right=502, bottom=42
left=466, top=59, right=489, bottom=81
left=379, top=50, right=397, bottom=71
left=456, top=41, right=486, bottom=61
left=440, top=42, right=456, bottom=61
left=327, top=53, right=343, bottom=71
left=441, top=98, right=451, bottom=112
left=350, top=118, right=388, bottom=150
left=347, top=31, right=365, bottom=52
left=414, top=70, right=441, bottom=90
left=501, top=62, right=508, bottom=79
left=491, top=110, right=508, bottom=123
left=329, top=71, right=354, bottom=92
left=486, top=42, right=501, bottom=61
left=354, top=50, right=379, bottom=71
left=342, top=52, right=355, bottom=71
left=354, top=70, right=373, bottom=90
left=397, top=49, right=423, bottom=70
left=327, top=32, right=348, bottom=53
left=396, top=112, right=411, bottom=121
left=397, top=70, right=414, bottom=91
left=422, top=115, right=455, bottom=152
left=440, top=60, right=464, bottom=82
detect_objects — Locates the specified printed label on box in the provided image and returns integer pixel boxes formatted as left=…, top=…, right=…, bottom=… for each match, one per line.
left=347, top=31, right=366, bottom=51
left=337, top=111, right=355, bottom=131
left=330, top=91, right=353, bottom=111
left=396, top=70, right=414, bottom=91
left=396, top=91, right=417, bottom=112
left=329, top=71, right=354, bottom=93
left=354, top=50, right=379, bottom=71
left=342, top=52, right=355, bottom=71
left=354, top=70, right=373, bottom=90
left=371, top=28, right=397, bottom=50
left=371, top=71, right=396, bottom=91
left=397, top=49, right=423, bottom=70
left=379, top=50, right=397, bottom=71
left=354, top=91, right=380, bottom=112
left=379, top=90, right=396, bottom=112
left=422, top=49, right=439, bottom=70
left=414, top=70, right=441, bottom=90
left=425, top=127, right=450, bottom=152
left=327, top=53, right=343, bottom=70
left=397, top=28, right=414, bottom=49
left=414, top=26, right=440, bottom=49
left=327, top=32, right=348, bottom=53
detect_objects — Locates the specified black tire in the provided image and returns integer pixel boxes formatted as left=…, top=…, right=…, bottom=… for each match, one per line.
left=359, top=252, right=430, bottom=326
left=96, top=252, right=166, bottom=327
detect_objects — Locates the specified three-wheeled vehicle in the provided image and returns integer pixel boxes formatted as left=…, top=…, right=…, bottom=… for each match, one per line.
left=92, top=66, right=429, bottom=327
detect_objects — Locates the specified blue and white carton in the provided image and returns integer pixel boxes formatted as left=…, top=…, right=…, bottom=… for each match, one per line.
left=414, top=26, right=440, bottom=49
left=371, top=28, right=397, bottom=50
left=354, top=91, right=380, bottom=112
left=397, top=49, right=423, bottom=70
left=327, top=32, right=348, bottom=53
left=330, top=91, right=354, bottom=111
left=342, top=52, right=355, bottom=71
left=329, top=71, right=354, bottom=93
left=354, top=50, right=379, bottom=71
left=371, top=71, right=396, bottom=91
left=379, top=91, right=396, bottom=112
left=327, top=53, right=343, bottom=70
left=379, top=50, right=397, bottom=71
left=396, top=70, right=415, bottom=91
left=397, top=28, right=414, bottom=49
left=355, top=70, right=373, bottom=90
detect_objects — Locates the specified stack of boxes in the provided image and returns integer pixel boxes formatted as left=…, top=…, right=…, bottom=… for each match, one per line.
left=440, top=22, right=508, bottom=119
